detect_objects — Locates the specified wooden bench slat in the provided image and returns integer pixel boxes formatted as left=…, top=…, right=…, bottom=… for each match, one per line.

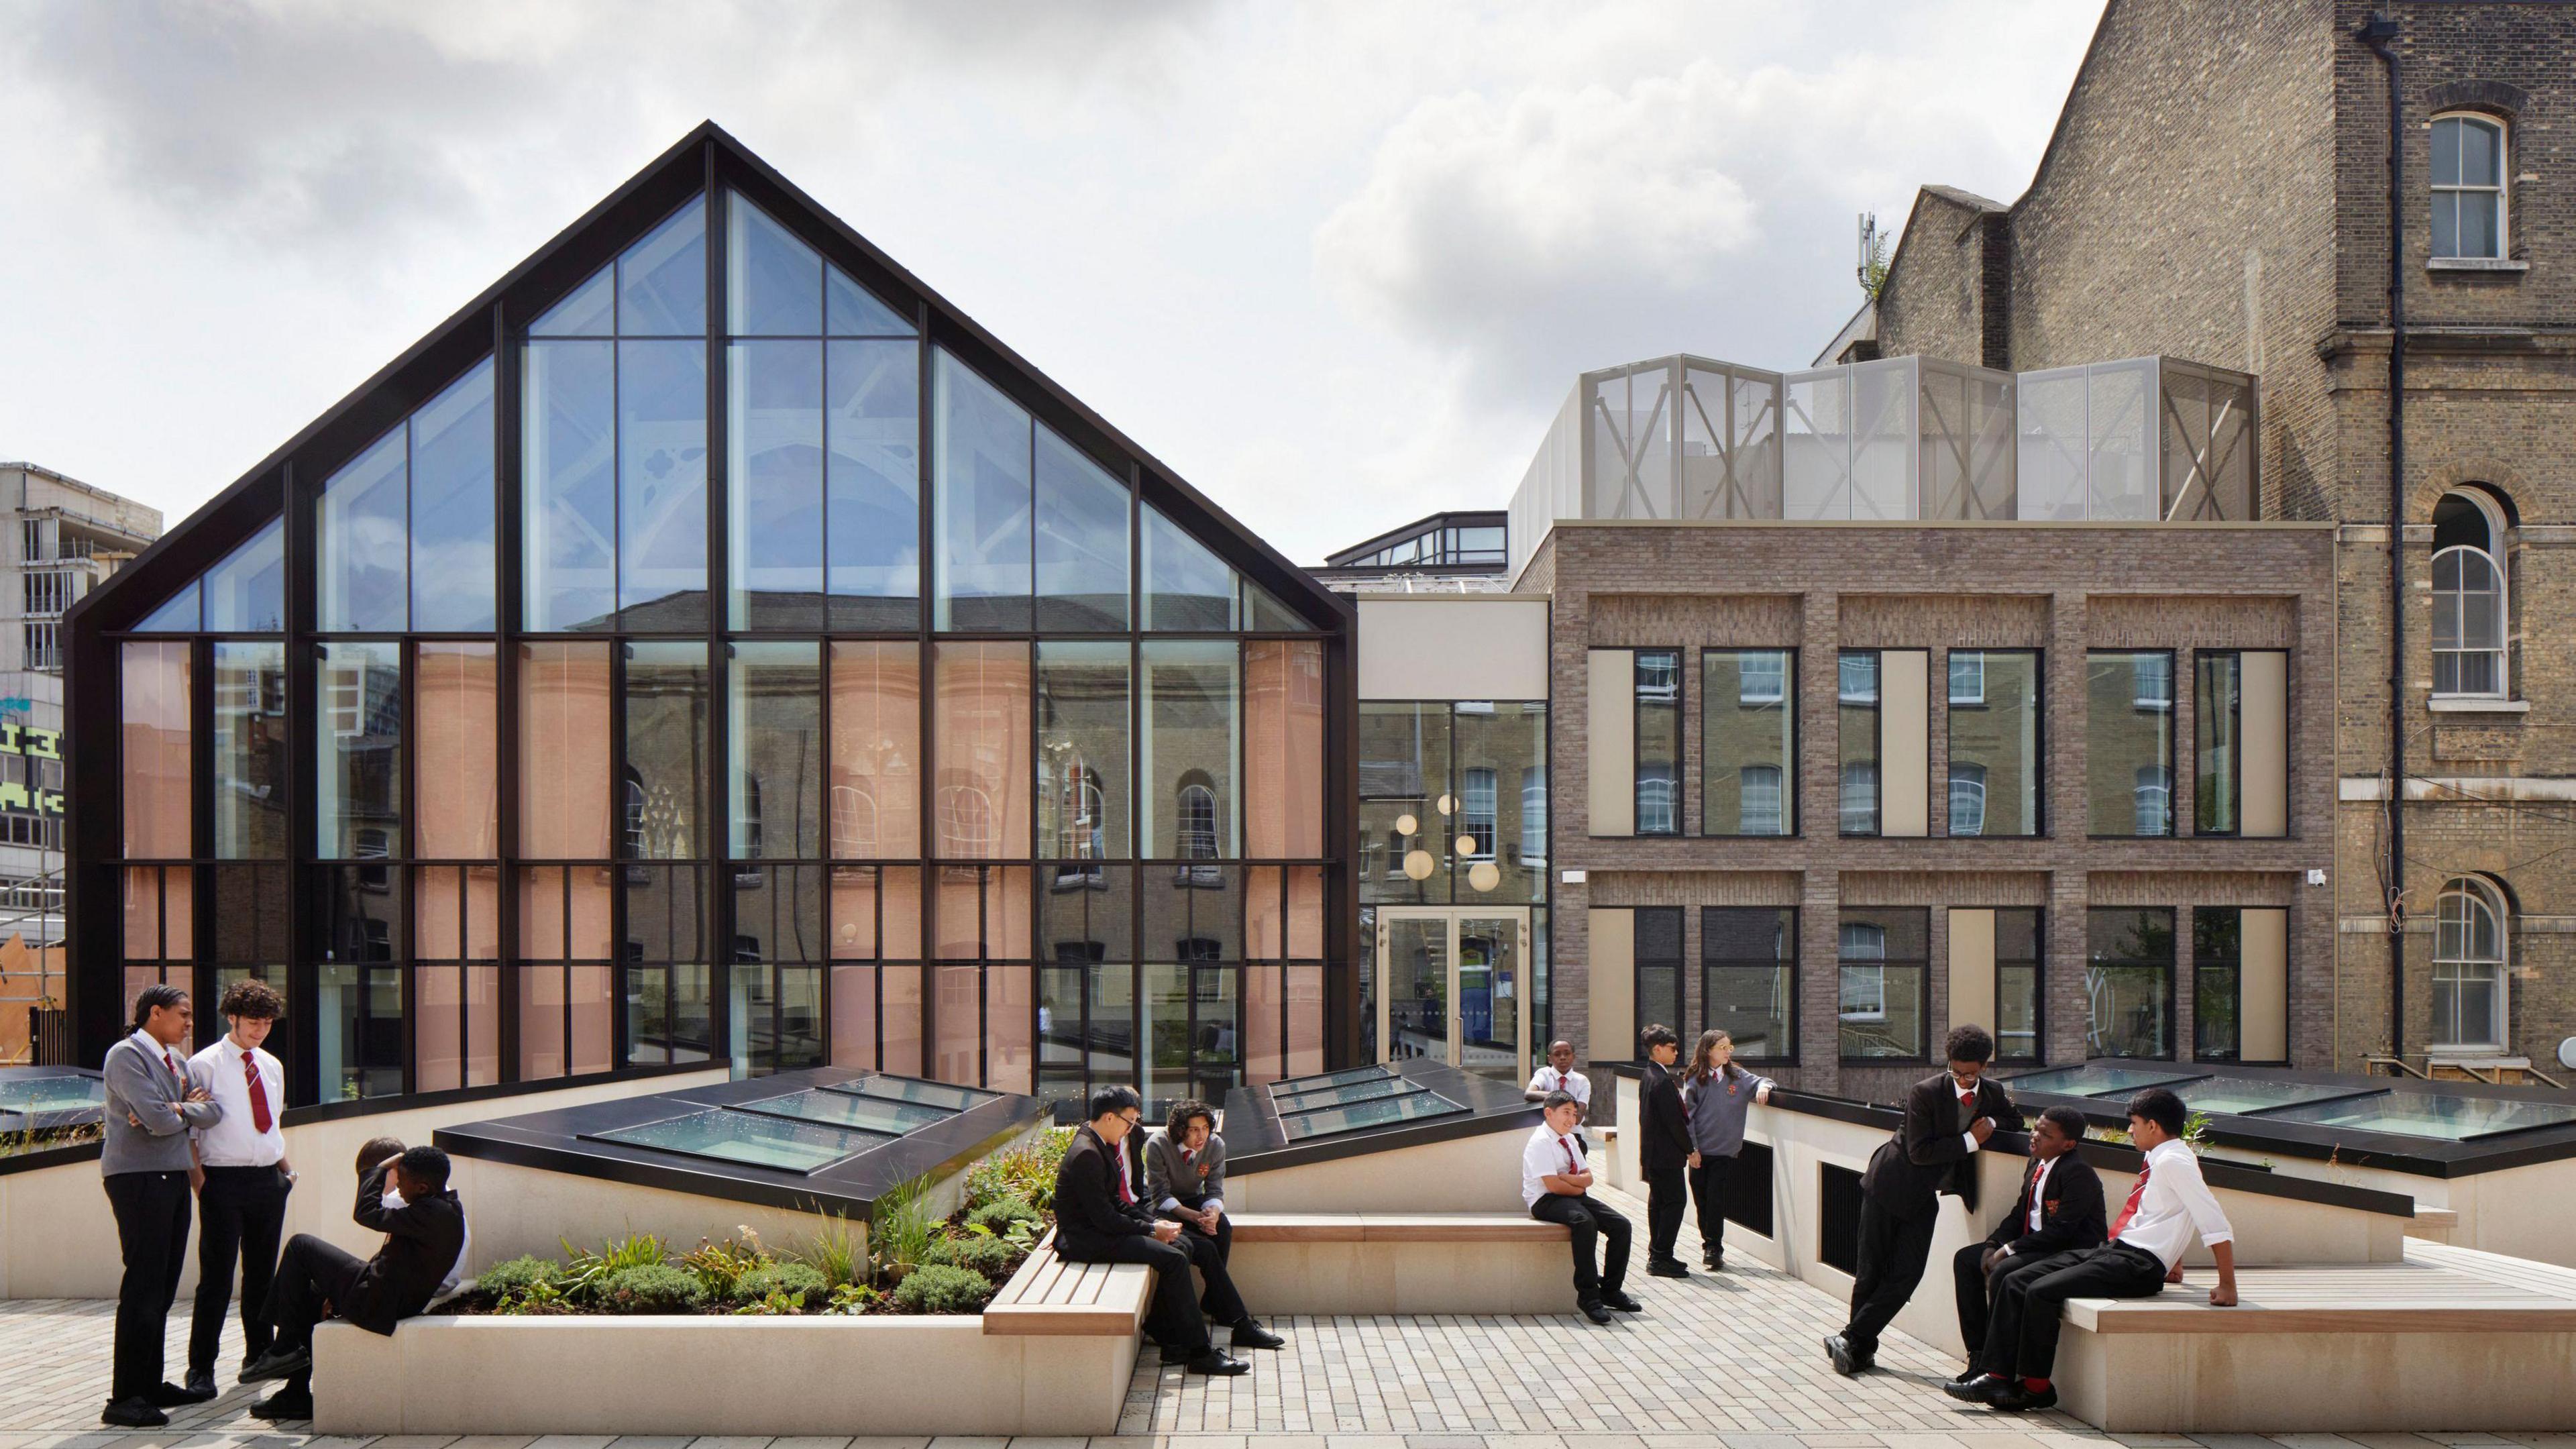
left=983, top=1229, right=1156, bottom=1338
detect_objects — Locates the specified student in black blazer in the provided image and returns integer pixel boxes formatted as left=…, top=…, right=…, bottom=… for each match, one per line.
left=1635, top=1024, right=1695, bottom=1278
left=1825, top=1024, right=2025, bottom=1375
left=1947, top=1106, right=2105, bottom=1381
left=1049, top=1085, right=1248, bottom=1377
left=239, top=1145, right=467, bottom=1421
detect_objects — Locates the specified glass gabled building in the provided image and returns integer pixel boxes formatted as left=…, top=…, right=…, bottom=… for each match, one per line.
left=67, top=125, right=1354, bottom=1120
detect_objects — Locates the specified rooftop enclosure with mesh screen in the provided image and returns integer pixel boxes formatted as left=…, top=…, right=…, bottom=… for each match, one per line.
left=1507, top=352, right=2257, bottom=579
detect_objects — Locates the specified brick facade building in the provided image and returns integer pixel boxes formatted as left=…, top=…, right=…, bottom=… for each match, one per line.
left=1864, top=0, right=2576, bottom=1077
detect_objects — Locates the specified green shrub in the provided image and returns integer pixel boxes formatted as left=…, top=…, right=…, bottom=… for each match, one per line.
left=924, top=1234, right=1017, bottom=1279
left=733, top=1262, right=830, bottom=1309
left=561, top=1232, right=672, bottom=1301
left=680, top=1236, right=769, bottom=1300
left=477, top=1255, right=563, bottom=1298
left=892, top=1263, right=992, bottom=1315
left=963, top=1129, right=1071, bottom=1212
left=967, top=1197, right=1042, bottom=1235
left=600, top=1263, right=705, bottom=1313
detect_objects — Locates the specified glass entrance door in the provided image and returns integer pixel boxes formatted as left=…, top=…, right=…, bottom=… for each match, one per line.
left=1378, top=907, right=1530, bottom=1083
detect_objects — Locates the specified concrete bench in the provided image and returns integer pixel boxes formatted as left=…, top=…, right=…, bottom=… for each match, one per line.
left=981, top=1230, right=1156, bottom=1337
left=1224, top=1212, right=1578, bottom=1316
left=2052, top=1246, right=2576, bottom=1432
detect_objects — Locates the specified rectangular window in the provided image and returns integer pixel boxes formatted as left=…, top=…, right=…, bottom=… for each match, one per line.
left=932, top=347, right=1034, bottom=631
left=1703, top=649, right=1794, bottom=836
left=2192, top=907, right=2241, bottom=1062
left=625, top=643, right=709, bottom=859
left=830, top=642, right=922, bottom=859
left=1143, top=641, right=1238, bottom=861
left=1838, top=906, right=1927, bottom=1059
left=1454, top=702, right=1547, bottom=901
left=317, top=642, right=401, bottom=861
left=1037, top=642, right=1132, bottom=861
left=2086, top=907, right=2174, bottom=1059
left=1703, top=906, right=1794, bottom=1063
left=1838, top=651, right=1880, bottom=835
left=23, top=622, right=57, bottom=671
left=2196, top=652, right=2241, bottom=835
left=1244, top=639, right=1325, bottom=859
left=1946, top=650, right=2041, bottom=837
left=517, top=641, right=612, bottom=859
left=1635, top=906, right=1683, bottom=1046
left=731, top=643, right=823, bottom=860
left=2088, top=651, right=2173, bottom=837
left=1995, top=907, right=2042, bottom=1065
left=1634, top=650, right=1680, bottom=835
left=213, top=641, right=288, bottom=860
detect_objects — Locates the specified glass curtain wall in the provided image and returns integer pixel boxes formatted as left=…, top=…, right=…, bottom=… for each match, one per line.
left=104, top=178, right=1339, bottom=1112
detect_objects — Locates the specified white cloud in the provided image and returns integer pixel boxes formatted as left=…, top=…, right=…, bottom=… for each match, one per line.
left=0, top=1, right=2100, bottom=567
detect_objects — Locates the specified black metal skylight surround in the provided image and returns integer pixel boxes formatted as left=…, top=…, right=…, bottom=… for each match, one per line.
left=1270, top=1074, right=1431, bottom=1113
left=1277, top=1085, right=1468, bottom=1141
left=1265, top=1064, right=1394, bottom=1098
left=580, top=1071, right=981, bottom=1176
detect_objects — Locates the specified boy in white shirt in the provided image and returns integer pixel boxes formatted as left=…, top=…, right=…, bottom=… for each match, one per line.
left=1523, top=1040, right=1592, bottom=1111
left=1522, top=1090, right=1639, bottom=1324
left=1955, top=1087, right=2237, bottom=1413
left=184, top=978, right=294, bottom=1397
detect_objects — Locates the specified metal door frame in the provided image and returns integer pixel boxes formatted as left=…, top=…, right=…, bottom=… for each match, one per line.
left=1375, top=904, right=1532, bottom=1081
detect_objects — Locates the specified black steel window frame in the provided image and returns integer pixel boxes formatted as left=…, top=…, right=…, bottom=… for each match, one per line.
left=1632, top=904, right=1684, bottom=1049
left=1942, top=647, right=2044, bottom=839
left=1698, top=647, right=1797, bottom=839
left=66, top=129, right=1359, bottom=1114
left=1989, top=905, right=2044, bottom=1066
left=1631, top=647, right=1682, bottom=837
left=1835, top=904, right=1929, bottom=1065
left=2191, top=649, right=2284, bottom=839
left=2085, top=906, right=2178, bottom=1062
left=1837, top=648, right=1883, bottom=838
left=2086, top=649, right=2176, bottom=841
left=1699, top=904, right=1796, bottom=1065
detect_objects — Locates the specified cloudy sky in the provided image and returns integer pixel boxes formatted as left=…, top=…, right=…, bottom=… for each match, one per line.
left=0, top=1, right=2100, bottom=566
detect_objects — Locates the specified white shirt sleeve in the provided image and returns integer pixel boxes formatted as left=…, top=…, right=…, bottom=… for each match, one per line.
left=1520, top=1129, right=1556, bottom=1207
left=2161, top=1143, right=2233, bottom=1248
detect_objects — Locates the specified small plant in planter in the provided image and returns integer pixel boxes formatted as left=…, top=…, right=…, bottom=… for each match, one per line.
left=967, top=1196, right=1043, bottom=1236
left=925, top=1232, right=1018, bottom=1281
left=600, top=1263, right=705, bottom=1314
left=733, top=1262, right=830, bottom=1310
left=892, top=1263, right=992, bottom=1315
left=681, top=1234, right=769, bottom=1301
left=869, top=1173, right=936, bottom=1285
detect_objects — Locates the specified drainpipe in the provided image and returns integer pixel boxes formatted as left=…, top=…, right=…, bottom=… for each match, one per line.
left=2358, top=11, right=2408, bottom=1061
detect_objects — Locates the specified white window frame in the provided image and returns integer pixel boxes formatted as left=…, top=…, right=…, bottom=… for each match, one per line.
left=2430, top=113, right=2508, bottom=262
left=1949, top=762, right=1988, bottom=837
left=2133, top=765, right=2171, bottom=837
left=1739, top=763, right=1784, bottom=835
left=1738, top=651, right=1786, bottom=705
left=1949, top=652, right=1986, bottom=706
left=1837, top=922, right=1888, bottom=1023
left=2432, top=877, right=2508, bottom=1052
left=2432, top=488, right=2510, bottom=700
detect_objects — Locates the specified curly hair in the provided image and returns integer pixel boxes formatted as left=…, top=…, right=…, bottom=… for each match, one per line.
left=217, top=977, right=284, bottom=1021
left=1165, top=1097, right=1216, bottom=1140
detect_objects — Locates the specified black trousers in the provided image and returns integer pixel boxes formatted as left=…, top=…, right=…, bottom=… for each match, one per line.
left=104, top=1170, right=193, bottom=1401
left=1529, top=1192, right=1630, bottom=1305
left=1688, top=1154, right=1733, bottom=1263
left=1066, top=1234, right=1208, bottom=1353
left=266, top=1234, right=368, bottom=1395
left=1983, top=1241, right=2165, bottom=1380
left=1950, top=1239, right=2022, bottom=1362
left=1161, top=1193, right=1249, bottom=1326
left=1841, top=1194, right=1935, bottom=1356
left=191, top=1164, right=292, bottom=1375
left=1643, top=1165, right=1687, bottom=1264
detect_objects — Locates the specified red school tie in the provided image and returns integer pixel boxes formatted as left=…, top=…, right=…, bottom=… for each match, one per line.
left=1116, top=1142, right=1136, bottom=1205
left=245, top=1053, right=274, bottom=1134
left=164, top=1047, right=183, bottom=1080
left=2110, top=1162, right=2151, bottom=1237
left=1560, top=1136, right=1580, bottom=1175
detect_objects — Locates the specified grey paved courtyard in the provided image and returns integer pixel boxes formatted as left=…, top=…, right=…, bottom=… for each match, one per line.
left=0, top=1187, right=2565, bottom=1449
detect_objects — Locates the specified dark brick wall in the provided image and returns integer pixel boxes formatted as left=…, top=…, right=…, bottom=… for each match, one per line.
left=1526, top=521, right=2335, bottom=1102
left=1872, top=192, right=2004, bottom=374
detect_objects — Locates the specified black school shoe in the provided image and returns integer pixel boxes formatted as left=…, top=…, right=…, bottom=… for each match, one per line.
left=250, top=1386, right=315, bottom=1421
left=1186, top=1349, right=1251, bottom=1376
left=1646, top=1258, right=1690, bottom=1279
left=146, top=1379, right=210, bottom=1407
left=182, top=1369, right=219, bottom=1401
left=1602, top=1289, right=1644, bottom=1312
left=1944, top=1373, right=2009, bottom=1404
left=1580, top=1300, right=1615, bottom=1324
left=1230, top=1319, right=1286, bottom=1350
left=1988, top=1383, right=2058, bottom=1413
left=100, top=1397, right=169, bottom=1428
left=239, top=1345, right=311, bottom=1383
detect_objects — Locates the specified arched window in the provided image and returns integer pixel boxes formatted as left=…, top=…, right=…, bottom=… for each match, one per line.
left=2432, top=114, right=2507, bottom=260
left=2133, top=765, right=2171, bottom=837
left=830, top=782, right=877, bottom=857
left=2433, top=877, right=2508, bottom=1049
left=1948, top=763, right=1988, bottom=837
left=1739, top=764, right=1784, bottom=835
left=1175, top=771, right=1220, bottom=888
left=2433, top=489, right=2509, bottom=698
